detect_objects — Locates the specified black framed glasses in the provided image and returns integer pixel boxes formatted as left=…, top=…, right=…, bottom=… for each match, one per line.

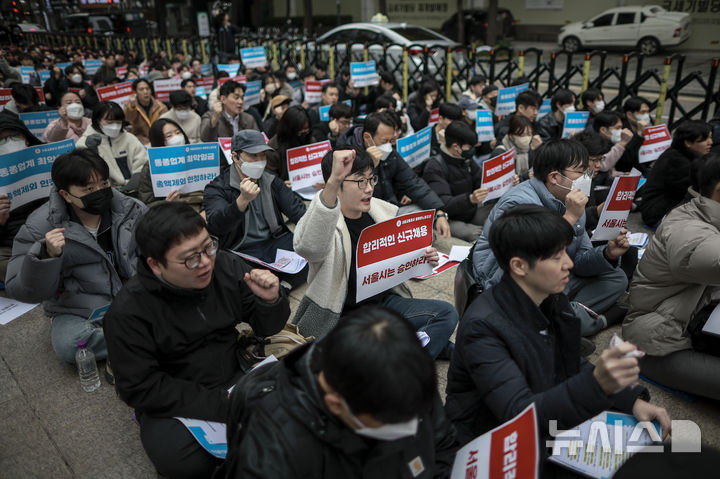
left=170, top=236, right=219, bottom=270
left=343, top=175, right=379, bottom=190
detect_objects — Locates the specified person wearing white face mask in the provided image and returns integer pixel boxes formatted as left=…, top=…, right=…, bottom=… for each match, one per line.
left=204, top=130, right=307, bottom=291
left=581, top=88, right=606, bottom=118
left=160, top=90, right=201, bottom=143
left=614, top=96, right=654, bottom=174
left=491, top=115, right=542, bottom=182
left=43, top=91, right=91, bottom=143
left=536, top=88, right=576, bottom=143
left=591, top=111, right=635, bottom=177
left=472, top=139, right=632, bottom=337
left=76, top=101, right=149, bottom=190
left=222, top=306, right=459, bottom=478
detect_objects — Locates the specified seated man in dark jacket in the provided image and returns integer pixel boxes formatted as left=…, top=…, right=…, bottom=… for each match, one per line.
left=103, top=202, right=290, bottom=479
left=535, top=88, right=575, bottom=143
left=446, top=205, right=670, bottom=468
left=204, top=129, right=307, bottom=290
left=222, top=306, right=458, bottom=478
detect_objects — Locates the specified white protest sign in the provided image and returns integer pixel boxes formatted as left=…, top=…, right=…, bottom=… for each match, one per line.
left=397, top=126, right=432, bottom=168
left=451, top=403, right=539, bottom=479
left=350, top=61, right=379, bottom=87
left=481, top=149, right=516, bottom=203
left=240, top=47, right=267, bottom=69
left=303, top=80, right=324, bottom=104
left=356, top=210, right=435, bottom=302
left=148, top=142, right=220, bottom=197
left=590, top=174, right=640, bottom=242
left=561, top=111, right=590, bottom=139
left=495, top=83, right=529, bottom=116
left=286, top=140, right=331, bottom=200
left=639, top=124, right=672, bottom=164
left=475, top=110, right=494, bottom=142
left=97, top=81, right=135, bottom=108
left=0, top=139, right=75, bottom=210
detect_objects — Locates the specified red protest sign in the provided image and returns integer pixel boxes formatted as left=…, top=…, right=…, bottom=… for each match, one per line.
left=356, top=210, right=435, bottom=302
left=590, top=174, right=641, bottom=242
left=116, top=66, right=128, bottom=78
left=429, top=108, right=439, bottom=126
left=35, top=87, right=45, bottom=104
left=219, top=137, right=233, bottom=165
left=304, top=80, right=323, bottom=104
left=194, top=76, right=215, bottom=90
left=0, top=88, right=11, bottom=111
left=218, top=75, right=247, bottom=86
left=153, top=78, right=182, bottom=103
left=639, top=124, right=671, bottom=164
left=481, top=148, right=516, bottom=202
left=286, top=140, right=331, bottom=199
left=451, top=404, right=538, bottom=479
left=97, top=81, right=134, bottom=107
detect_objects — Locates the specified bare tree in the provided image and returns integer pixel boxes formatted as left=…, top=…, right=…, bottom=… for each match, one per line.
left=303, top=0, right=314, bottom=32
left=486, top=0, right=499, bottom=46
left=457, top=0, right=465, bottom=45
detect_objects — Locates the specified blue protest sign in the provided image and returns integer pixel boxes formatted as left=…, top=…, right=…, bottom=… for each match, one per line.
left=216, top=64, right=241, bottom=76
left=56, top=62, right=71, bottom=71
left=148, top=143, right=220, bottom=197
left=19, top=110, right=61, bottom=138
left=561, top=111, right=590, bottom=139
left=244, top=81, right=262, bottom=106
left=475, top=110, right=494, bottom=142
left=397, top=126, right=432, bottom=168
left=83, top=59, right=103, bottom=75
left=536, top=98, right=552, bottom=120
left=0, top=139, right=75, bottom=209
left=350, top=61, right=378, bottom=87
left=38, top=70, right=51, bottom=83
left=20, top=66, right=37, bottom=84
left=495, top=83, right=529, bottom=116
left=319, top=105, right=331, bottom=122
left=201, top=64, right=212, bottom=76
left=240, top=47, right=267, bottom=69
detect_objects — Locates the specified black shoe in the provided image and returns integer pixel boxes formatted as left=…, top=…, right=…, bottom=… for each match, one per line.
left=104, top=361, right=115, bottom=385
left=603, top=303, right=629, bottom=328
left=581, top=338, right=596, bottom=357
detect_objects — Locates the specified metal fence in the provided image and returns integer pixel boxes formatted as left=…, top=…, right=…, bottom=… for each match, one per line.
left=22, top=32, right=720, bottom=128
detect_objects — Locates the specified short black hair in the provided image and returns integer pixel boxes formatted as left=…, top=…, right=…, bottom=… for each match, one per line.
left=169, top=90, right=193, bottom=108
left=551, top=88, right=575, bottom=111
left=135, top=202, right=207, bottom=265
left=592, top=111, right=622, bottom=132
left=374, top=94, right=395, bottom=111
left=277, top=105, right=311, bottom=145
left=533, top=139, right=589, bottom=181
left=321, top=146, right=374, bottom=184
left=469, top=74, right=486, bottom=86
left=321, top=82, right=339, bottom=94
left=581, top=88, right=603, bottom=107
left=445, top=120, right=477, bottom=148
left=378, top=71, right=395, bottom=85
left=572, top=129, right=610, bottom=157
left=438, top=102, right=463, bottom=121
left=363, top=111, right=395, bottom=136
left=671, top=120, right=712, bottom=157
left=489, top=204, right=574, bottom=272
left=507, top=114, right=534, bottom=136
left=623, top=96, right=651, bottom=114
left=180, top=78, right=196, bottom=89
left=698, top=155, right=720, bottom=198
left=329, top=102, right=352, bottom=120
left=320, top=306, right=436, bottom=422
left=516, top=90, right=542, bottom=108
left=52, top=148, right=110, bottom=192
left=91, top=101, right=126, bottom=132
left=148, top=118, right=189, bottom=148
left=219, top=80, right=246, bottom=98
left=10, top=84, right=38, bottom=106
left=481, top=85, right=499, bottom=97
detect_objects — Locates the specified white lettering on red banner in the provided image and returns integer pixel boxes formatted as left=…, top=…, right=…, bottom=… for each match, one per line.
left=154, top=78, right=183, bottom=103
left=639, top=124, right=671, bottom=164
left=97, top=81, right=134, bottom=107
left=429, top=108, right=439, bottom=126
left=218, top=137, right=233, bottom=165
left=286, top=140, right=331, bottom=200
left=481, top=149, right=516, bottom=203
left=591, top=174, right=641, bottom=242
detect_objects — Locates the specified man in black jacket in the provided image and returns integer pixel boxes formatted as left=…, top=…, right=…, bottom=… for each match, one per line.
left=103, top=202, right=290, bottom=479
left=221, top=306, right=458, bottom=478
left=203, top=129, right=307, bottom=289
left=446, top=205, right=670, bottom=465
left=338, top=111, right=451, bottom=237
left=536, top=88, right=576, bottom=143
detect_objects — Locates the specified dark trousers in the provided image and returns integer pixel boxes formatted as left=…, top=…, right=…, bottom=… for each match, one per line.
left=240, top=232, right=308, bottom=290
left=137, top=413, right=223, bottom=479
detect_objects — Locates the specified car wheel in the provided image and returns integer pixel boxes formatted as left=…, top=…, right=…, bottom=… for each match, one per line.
left=562, top=36, right=581, bottom=52
left=638, top=36, right=660, bottom=56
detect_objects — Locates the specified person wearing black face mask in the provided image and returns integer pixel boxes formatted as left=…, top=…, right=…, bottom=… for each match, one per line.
left=5, top=148, right=146, bottom=367
left=423, top=121, right=494, bottom=242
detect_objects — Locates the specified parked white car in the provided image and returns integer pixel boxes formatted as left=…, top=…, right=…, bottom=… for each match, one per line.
left=558, top=5, right=690, bottom=55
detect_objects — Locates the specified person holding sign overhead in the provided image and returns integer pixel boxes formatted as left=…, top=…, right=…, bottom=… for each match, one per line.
left=204, top=130, right=307, bottom=291
left=292, top=147, right=458, bottom=358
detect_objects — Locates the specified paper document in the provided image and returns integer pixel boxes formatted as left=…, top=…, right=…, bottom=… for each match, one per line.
left=627, top=233, right=648, bottom=248
left=449, top=245, right=471, bottom=263
left=234, top=249, right=308, bottom=274
left=174, top=418, right=228, bottom=458
left=413, top=253, right=460, bottom=280
left=701, top=303, right=720, bottom=337
left=0, top=297, right=38, bottom=325
left=549, top=411, right=661, bottom=478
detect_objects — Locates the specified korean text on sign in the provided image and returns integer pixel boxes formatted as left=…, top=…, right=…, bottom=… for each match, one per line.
left=639, top=124, right=671, bottom=164
left=590, top=174, right=641, bottom=242
left=240, top=47, right=268, bottom=69
left=481, top=149, right=516, bottom=203
left=495, top=83, right=529, bottom=116
left=19, top=110, right=60, bottom=138
left=243, top=81, right=262, bottom=107
left=475, top=110, right=494, bottom=142
left=218, top=137, right=233, bottom=165
left=397, top=126, right=432, bottom=168
left=0, top=139, right=75, bottom=210
left=350, top=61, right=379, bottom=88
left=355, top=210, right=435, bottom=302
left=429, top=108, right=440, bottom=126
left=148, top=142, right=220, bottom=198
left=561, top=111, right=590, bottom=139
left=153, top=78, right=183, bottom=103
left=97, top=81, right=135, bottom=108
left=536, top=98, right=552, bottom=120
left=286, top=140, right=332, bottom=200
left=216, top=64, right=241, bottom=77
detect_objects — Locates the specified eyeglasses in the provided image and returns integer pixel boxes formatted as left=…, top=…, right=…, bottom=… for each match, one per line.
left=170, top=236, right=219, bottom=270
left=343, top=175, right=379, bottom=189
left=588, top=156, right=605, bottom=165
left=564, top=168, right=593, bottom=178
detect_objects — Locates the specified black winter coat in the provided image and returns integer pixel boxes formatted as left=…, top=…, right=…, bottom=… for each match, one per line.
left=422, top=149, right=482, bottom=222
left=535, top=112, right=562, bottom=142
left=220, top=343, right=459, bottom=479
left=445, top=274, right=647, bottom=446
left=103, top=251, right=290, bottom=422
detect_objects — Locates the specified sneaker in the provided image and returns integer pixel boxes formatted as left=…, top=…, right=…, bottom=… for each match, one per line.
left=581, top=338, right=596, bottom=357
left=104, top=361, right=115, bottom=385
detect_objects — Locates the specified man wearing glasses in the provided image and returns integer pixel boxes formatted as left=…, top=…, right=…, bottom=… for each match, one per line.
left=293, top=147, right=458, bottom=359
left=6, top=149, right=146, bottom=365
left=471, top=139, right=631, bottom=336
left=103, top=201, right=290, bottom=478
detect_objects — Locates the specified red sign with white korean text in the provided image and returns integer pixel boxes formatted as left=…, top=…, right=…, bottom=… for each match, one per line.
left=116, top=66, right=128, bottom=78
left=429, top=108, right=439, bottom=126
left=35, top=87, right=45, bottom=104
left=639, top=124, right=671, bottom=164
left=590, top=174, right=641, bottom=242
left=219, top=137, right=233, bottom=165
left=481, top=149, right=516, bottom=202
left=218, top=75, right=247, bottom=86
left=0, top=89, right=11, bottom=111
left=97, top=81, right=134, bottom=107
left=194, top=77, right=215, bottom=90
left=154, top=78, right=183, bottom=103
left=286, top=140, right=331, bottom=200
left=304, top=80, right=323, bottom=104
left=356, top=210, right=434, bottom=302
left=451, top=404, right=538, bottom=479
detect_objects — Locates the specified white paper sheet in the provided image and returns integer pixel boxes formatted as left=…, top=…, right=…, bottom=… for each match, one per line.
left=0, top=297, right=38, bottom=325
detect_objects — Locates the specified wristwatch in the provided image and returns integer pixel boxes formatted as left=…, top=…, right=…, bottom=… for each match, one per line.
left=435, top=212, right=449, bottom=219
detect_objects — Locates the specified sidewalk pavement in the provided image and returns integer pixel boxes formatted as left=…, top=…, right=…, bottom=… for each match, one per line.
left=1, top=212, right=718, bottom=477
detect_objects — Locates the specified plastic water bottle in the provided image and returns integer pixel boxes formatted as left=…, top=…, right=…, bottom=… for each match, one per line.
left=76, top=340, right=100, bottom=392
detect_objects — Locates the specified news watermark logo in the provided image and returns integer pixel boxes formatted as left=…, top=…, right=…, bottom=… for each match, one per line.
left=547, top=419, right=702, bottom=455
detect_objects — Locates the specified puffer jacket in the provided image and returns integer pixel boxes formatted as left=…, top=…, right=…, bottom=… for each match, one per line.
left=76, top=125, right=149, bottom=187
left=5, top=188, right=145, bottom=318
left=123, top=97, right=168, bottom=145
left=535, top=111, right=561, bottom=142
left=422, top=146, right=483, bottom=223
left=624, top=195, right=720, bottom=356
